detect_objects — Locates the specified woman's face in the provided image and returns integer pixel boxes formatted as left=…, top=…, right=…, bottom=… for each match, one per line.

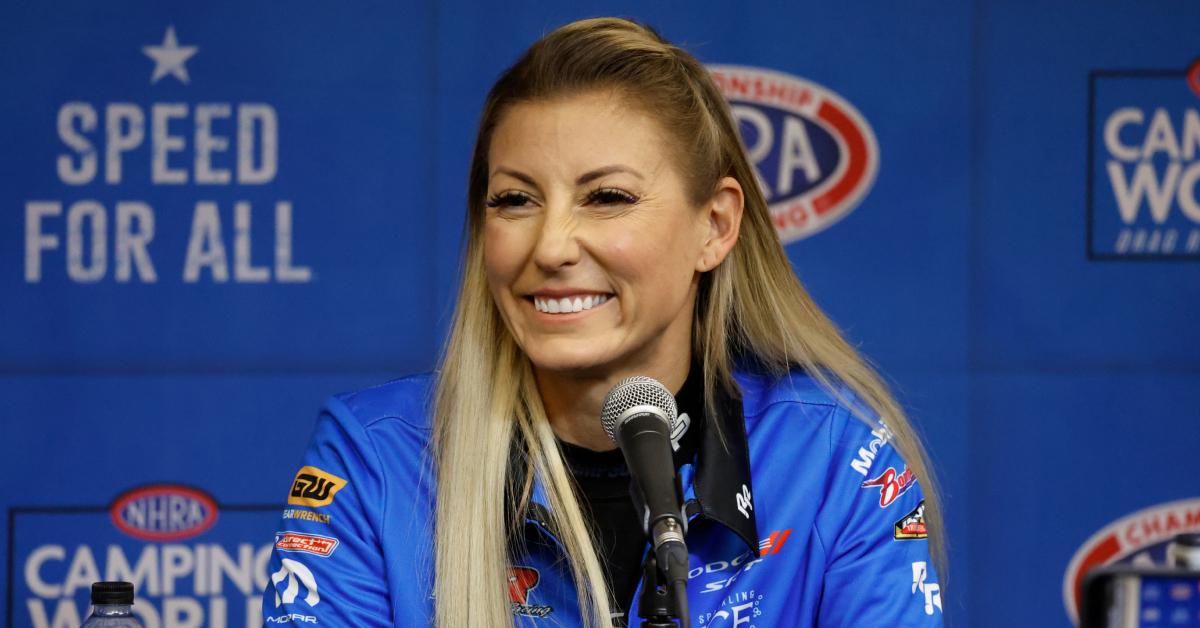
left=482, top=91, right=714, bottom=379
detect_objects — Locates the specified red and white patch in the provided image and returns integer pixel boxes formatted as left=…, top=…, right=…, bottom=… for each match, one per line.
left=275, top=531, right=339, bottom=557
left=709, top=65, right=879, bottom=244
left=861, top=465, right=916, bottom=508
left=1062, top=497, right=1200, bottom=624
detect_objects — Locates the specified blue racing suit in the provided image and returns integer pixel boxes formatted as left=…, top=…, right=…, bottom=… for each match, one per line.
left=261, top=367, right=943, bottom=626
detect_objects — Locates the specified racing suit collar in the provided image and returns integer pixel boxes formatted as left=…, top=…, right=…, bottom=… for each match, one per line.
left=521, top=365, right=761, bottom=558
left=685, top=373, right=760, bottom=557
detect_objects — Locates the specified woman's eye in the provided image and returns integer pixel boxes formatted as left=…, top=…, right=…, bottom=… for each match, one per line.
left=485, top=192, right=532, bottom=209
left=586, top=188, right=639, bottom=206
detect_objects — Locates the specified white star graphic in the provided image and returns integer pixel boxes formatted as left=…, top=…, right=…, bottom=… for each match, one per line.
left=142, top=26, right=198, bottom=84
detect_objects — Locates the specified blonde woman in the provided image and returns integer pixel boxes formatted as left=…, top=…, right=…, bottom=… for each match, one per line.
left=263, top=17, right=944, bottom=628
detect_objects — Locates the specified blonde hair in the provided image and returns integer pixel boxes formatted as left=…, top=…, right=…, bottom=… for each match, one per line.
left=433, top=17, right=945, bottom=627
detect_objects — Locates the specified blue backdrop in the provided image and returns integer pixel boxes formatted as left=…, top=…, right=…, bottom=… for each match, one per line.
left=2, top=2, right=1197, bottom=626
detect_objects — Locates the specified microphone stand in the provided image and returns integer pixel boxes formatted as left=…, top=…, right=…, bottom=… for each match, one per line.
left=636, top=554, right=688, bottom=627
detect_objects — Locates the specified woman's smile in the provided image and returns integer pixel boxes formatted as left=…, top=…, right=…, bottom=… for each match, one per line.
left=527, top=293, right=615, bottom=318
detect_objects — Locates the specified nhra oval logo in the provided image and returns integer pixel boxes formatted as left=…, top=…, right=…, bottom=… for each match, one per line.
left=110, top=484, right=219, bottom=541
left=1062, top=497, right=1200, bottom=624
left=709, top=65, right=880, bottom=244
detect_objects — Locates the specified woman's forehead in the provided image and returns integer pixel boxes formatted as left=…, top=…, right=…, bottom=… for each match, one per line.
left=487, top=91, right=675, bottom=184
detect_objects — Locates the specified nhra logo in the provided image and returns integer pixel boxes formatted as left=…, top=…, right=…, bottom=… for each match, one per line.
left=288, top=466, right=346, bottom=508
left=110, top=484, right=218, bottom=541
left=709, top=65, right=879, bottom=244
left=1087, top=59, right=1200, bottom=259
left=1063, top=497, right=1200, bottom=624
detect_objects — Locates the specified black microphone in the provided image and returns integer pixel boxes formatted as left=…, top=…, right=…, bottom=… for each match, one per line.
left=600, top=376, right=690, bottom=592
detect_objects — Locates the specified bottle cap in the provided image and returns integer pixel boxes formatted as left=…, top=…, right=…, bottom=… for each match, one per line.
left=91, top=581, right=135, bottom=605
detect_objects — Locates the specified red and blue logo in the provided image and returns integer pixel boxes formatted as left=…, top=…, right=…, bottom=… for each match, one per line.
left=110, top=484, right=219, bottom=541
left=709, top=65, right=879, bottom=244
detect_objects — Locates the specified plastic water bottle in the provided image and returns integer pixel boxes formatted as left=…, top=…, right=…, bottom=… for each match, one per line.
left=81, top=581, right=144, bottom=627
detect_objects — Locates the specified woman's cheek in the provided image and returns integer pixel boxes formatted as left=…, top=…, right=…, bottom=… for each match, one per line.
left=483, top=223, right=527, bottom=281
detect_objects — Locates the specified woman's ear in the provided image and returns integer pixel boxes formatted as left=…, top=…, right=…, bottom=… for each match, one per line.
left=696, top=176, right=744, bottom=272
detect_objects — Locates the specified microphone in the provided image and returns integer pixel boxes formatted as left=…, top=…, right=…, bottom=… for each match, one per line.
left=600, top=376, right=690, bottom=591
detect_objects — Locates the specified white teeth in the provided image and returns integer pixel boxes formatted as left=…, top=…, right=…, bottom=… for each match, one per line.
left=532, top=294, right=611, bottom=314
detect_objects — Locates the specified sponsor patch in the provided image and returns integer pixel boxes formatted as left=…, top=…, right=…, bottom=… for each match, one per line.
left=275, top=531, right=339, bottom=557
left=911, top=561, right=943, bottom=615
left=861, top=466, right=917, bottom=508
left=859, top=463, right=912, bottom=509
left=1062, top=497, right=1200, bottom=624
left=282, top=508, right=332, bottom=525
left=698, top=589, right=766, bottom=626
left=288, top=466, right=346, bottom=508
left=894, top=500, right=928, bottom=540
left=849, top=423, right=894, bottom=477
left=271, top=558, right=321, bottom=608
left=508, top=566, right=553, bottom=618
left=697, top=529, right=792, bottom=594
left=265, top=614, right=317, bottom=624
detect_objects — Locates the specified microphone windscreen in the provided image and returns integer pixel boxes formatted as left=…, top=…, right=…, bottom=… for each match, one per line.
left=600, top=375, right=679, bottom=444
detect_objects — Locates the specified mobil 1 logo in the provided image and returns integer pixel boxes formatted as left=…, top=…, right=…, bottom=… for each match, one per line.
left=1088, top=60, right=1200, bottom=260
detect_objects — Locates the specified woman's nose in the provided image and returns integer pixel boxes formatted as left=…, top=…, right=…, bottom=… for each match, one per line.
left=531, top=204, right=582, bottom=271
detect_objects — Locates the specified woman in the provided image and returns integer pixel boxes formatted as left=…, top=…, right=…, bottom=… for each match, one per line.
left=263, top=17, right=943, bottom=628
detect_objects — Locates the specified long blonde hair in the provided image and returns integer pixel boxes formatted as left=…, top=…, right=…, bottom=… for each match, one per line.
left=433, top=17, right=945, bottom=627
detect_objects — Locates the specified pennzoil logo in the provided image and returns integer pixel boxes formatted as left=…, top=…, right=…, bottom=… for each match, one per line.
left=110, top=484, right=218, bottom=541
left=709, top=65, right=879, bottom=244
left=288, top=466, right=346, bottom=508
left=894, top=500, right=928, bottom=540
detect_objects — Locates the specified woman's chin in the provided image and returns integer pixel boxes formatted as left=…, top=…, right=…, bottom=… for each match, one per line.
left=525, top=344, right=618, bottom=376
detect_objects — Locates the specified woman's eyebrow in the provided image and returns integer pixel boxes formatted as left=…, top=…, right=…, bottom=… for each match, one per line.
left=490, top=167, right=538, bottom=186
left=576, top=165, right=643, bottom=185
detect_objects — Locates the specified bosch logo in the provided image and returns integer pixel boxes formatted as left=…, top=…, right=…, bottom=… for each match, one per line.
left=710, top=65, right=879, bottom=244
left=109, top=484, right=218, bottom=542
